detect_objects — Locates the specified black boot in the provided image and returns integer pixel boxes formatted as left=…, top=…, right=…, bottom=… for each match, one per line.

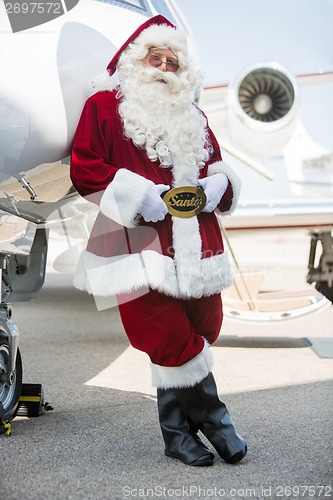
left=157, top=388, right=214, bottom=466
left=175, top=373, right=247, bottom=464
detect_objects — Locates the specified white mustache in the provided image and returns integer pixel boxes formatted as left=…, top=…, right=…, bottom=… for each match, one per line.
left=139, top=67, right=181, bottom=90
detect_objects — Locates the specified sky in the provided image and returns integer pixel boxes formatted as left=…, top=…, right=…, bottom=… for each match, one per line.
left=175, top=0, right=333, bottom=84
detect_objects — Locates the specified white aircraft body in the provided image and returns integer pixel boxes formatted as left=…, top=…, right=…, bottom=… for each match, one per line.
left=0, top=0, right=332, bottom=420
left=0, top=0, right=196, bottom=422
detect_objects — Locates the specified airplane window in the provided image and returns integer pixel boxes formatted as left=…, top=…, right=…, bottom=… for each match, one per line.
left=150, top=0, right=177, bottom=24
left=96, top=0, right=152, bottom=16
left=117, top=0, right=146, bottom=9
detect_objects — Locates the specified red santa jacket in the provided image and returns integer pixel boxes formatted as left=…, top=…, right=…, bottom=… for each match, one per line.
left=70, top=90, right=241, bottom=299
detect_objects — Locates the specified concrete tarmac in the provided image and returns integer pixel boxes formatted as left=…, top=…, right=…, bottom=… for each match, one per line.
left=1, top=230, right=333, bottom=500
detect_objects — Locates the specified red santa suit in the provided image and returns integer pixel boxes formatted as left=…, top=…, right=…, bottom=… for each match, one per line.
left=70, top=16, right=241, bottom=391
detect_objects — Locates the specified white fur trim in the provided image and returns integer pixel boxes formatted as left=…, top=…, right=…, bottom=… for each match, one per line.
left=73, top=249, right=169, bottom=296
left=134, top=23, right=187, bottom=55
left=100, top=169, right=154, bottom=228
left=207, top=161, right=241, bottom=215
left=172, top=217, right=203, bottom=298
left=151, top=340, right=213, bottom=389
left=73, top=249, right=232, bottom=299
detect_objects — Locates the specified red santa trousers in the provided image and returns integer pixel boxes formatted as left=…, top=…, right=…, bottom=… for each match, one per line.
left=117, top=289, right=222, bottom=369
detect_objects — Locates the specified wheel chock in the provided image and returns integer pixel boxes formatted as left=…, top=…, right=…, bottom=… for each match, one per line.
left=15, top=383, right=54, bottom=418
left=0, top=419, right=11, bottom=436
left=0, top=402, right=11, bottom=436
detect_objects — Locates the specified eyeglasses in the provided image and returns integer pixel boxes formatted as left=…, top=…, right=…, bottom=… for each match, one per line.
left=148, top=54, right=179, bottom=72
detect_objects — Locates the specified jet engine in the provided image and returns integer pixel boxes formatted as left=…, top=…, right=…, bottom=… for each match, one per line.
left=226, top=62, right=300, bottom=158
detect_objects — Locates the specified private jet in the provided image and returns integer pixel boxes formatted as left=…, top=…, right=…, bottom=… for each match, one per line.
left=0, top=0, right=332, bottom=421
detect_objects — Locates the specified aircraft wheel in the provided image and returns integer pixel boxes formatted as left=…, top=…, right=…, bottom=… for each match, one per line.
left=0, top=335, right=22, bottom=420
left=315, top=281, right=333, bottom=303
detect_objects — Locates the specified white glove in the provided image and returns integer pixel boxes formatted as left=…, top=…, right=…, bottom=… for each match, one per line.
left=198, top=173, right=229, bottom=213
left=140, top=183, right=170, bottom=222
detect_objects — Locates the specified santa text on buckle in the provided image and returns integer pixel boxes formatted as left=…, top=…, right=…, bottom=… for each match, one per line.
left=162, top=186, right=207, bottom=218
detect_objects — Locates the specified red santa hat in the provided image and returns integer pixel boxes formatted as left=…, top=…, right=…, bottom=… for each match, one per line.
left=106, top=14, right=188, bottom=76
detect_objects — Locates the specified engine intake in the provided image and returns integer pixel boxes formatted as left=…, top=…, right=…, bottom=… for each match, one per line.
left=239, top=69, right=295, bottom=122
left=227, top=63, right=299, bottom=157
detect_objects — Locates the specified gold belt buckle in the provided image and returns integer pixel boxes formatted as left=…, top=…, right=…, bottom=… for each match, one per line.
left=162, top=186, right=206, bottom=218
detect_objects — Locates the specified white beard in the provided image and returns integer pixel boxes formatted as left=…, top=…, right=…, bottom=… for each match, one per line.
left=117, top=65, right=210, bottom=186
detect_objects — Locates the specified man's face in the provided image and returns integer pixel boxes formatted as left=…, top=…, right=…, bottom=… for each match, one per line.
left=141, top=47, right=179, bottom=73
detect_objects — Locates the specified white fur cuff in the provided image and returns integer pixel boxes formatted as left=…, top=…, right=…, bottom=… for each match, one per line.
left=150, top=340, right=214, bottom=389
left=100, top=169, right=154, bottom=228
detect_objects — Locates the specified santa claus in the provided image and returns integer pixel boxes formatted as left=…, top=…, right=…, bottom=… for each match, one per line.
left=70, top=15, right=247, bottom=467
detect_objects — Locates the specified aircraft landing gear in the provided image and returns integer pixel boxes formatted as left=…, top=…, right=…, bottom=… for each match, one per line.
left=0, top=228, right=50, bottom=434
left=307, top=230, right=333, bottom=303
left=0, top=313, right=22, bottom=430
